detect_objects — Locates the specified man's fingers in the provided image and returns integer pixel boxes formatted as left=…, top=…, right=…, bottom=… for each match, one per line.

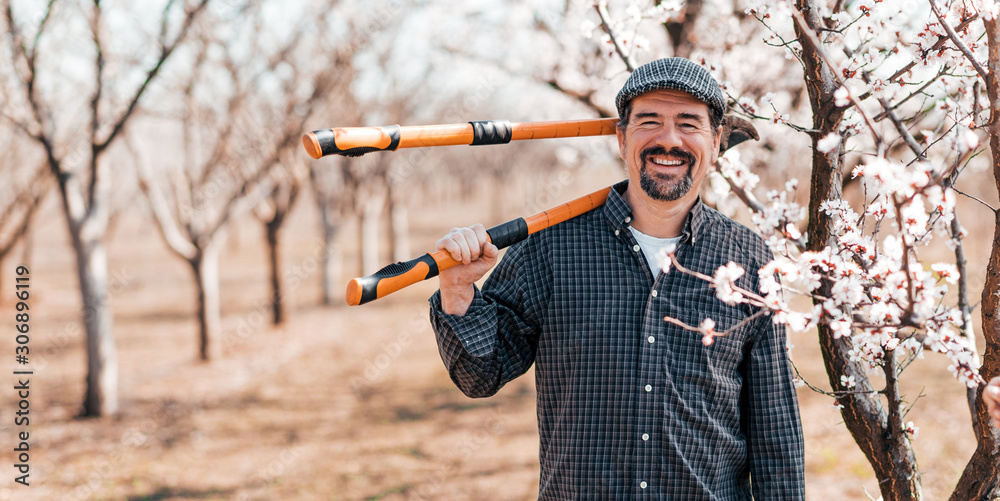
left=456, top=229, right=474, bottom=263
left=484, top=241, right=499, bottom=259
left=460, top=227, right=482, bottom=262
left=473, top=224, right=490, bottom=250
left=437, top=228, right=468, bottom=263
left=437, top=224, right=493, bottom=264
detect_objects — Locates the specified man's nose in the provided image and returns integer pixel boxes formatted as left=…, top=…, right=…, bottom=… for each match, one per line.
left=653, top=124, right=683, bottom=150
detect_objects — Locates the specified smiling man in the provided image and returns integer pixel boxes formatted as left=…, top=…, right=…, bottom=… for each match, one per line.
left=429, top=57, right=805, bottom=499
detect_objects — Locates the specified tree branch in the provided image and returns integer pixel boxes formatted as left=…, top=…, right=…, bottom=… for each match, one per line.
left=4, top=0, right=55, bottom=149
left=88, top=0, right=105, bottom=211
left=858, top=15, right=978, bottom=101
left=929, top=1, right=989, bottom=83
left=594, top=1, right=636, bottom=72
left=0, top=164, right=48, bottom=258
left=790, top=8, right=881, bottom=144
left=128, top=138, right=198, bottom=260
left=93, top=0, right=210, bottom=155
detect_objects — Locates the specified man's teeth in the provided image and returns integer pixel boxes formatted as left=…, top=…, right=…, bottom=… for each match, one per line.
left=651, top=158, right=684, bottom=166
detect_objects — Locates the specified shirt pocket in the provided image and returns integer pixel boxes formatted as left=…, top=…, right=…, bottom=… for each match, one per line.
left=668, top=298, right=749, bottom=407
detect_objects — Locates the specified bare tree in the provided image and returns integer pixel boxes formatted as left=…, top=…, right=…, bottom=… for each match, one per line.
left=0, top=0, right=210, bottom=417
left=135, top=3, right=338, bottom=359
left=255, top=160, right=307, bottom=325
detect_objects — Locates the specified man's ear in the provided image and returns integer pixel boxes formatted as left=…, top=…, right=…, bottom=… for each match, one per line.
left=616, top=126, right=626, bottom=160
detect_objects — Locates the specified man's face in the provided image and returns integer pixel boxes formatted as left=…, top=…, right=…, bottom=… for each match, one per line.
left=616, top=89, right=721, bottom=204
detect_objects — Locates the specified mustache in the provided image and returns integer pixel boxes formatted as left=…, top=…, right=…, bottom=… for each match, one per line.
left=640, top=146, right=695, bottom=166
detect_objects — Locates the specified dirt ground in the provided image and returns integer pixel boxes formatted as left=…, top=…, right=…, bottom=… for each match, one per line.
left=0, top=178, right=989, bottom=501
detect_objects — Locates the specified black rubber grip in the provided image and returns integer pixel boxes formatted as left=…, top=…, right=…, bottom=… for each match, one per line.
left=469, top=120, right=513, bottom=146
left=355, top=253, right=439, bottom=305
left=314, top=124, right=402, bottom=157
left=486, top=218, right=529, bottom=249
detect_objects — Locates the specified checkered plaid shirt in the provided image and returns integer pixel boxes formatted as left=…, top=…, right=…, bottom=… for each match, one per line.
left=429, top=181, right=805, bottom=500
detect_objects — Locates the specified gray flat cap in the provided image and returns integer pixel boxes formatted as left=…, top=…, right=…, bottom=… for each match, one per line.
left=616, top=58, right=725, bottom=120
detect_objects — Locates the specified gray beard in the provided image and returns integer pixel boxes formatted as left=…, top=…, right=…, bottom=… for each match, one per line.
left=639, top=163, right=693, bottom=201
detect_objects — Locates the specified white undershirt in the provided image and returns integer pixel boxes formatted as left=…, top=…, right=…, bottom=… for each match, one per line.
left=628, top=226, right=682, bottom=276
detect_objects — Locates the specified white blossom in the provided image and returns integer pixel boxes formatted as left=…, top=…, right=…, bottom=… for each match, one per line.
left=932, top=263, right=960, bottom=284
left=700, top=318, right=717, bottom=346
left=816, top=133, right=842, bottom=153
left=713, top=262, right=746, bottom=305
left=834, top=86, right=852, bottom=107
left=658, top=243, right=678, bottom=275
left=738, top=96, right=758, bottom=115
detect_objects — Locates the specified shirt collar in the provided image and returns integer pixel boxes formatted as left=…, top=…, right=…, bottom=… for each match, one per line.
left=603, top=180, right=705, bottom=245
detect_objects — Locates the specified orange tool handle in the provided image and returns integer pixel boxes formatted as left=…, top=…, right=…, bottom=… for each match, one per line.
left=303, top=118, right=619, bottom=159
left=345, top=186, right=612, bottom=306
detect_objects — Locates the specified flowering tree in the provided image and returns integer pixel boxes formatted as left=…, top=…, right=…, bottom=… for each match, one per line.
left=584, top=0, right=999, bottom=499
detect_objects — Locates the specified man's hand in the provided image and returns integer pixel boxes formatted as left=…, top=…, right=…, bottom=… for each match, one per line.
left=436, top=224, right=499, bottom=315
left=985, top=376, right=1000, bottom=429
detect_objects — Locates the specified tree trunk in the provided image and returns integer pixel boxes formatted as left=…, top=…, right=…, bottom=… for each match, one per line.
left=266, top=217, right=285, bottom=325
left=662, top=0, right=703, bottom=58
left=389, top=199, right=410, bottom=262
left=949, top=209, right=1000, bottom=498
left=190, top=244, right=222, bottom=361
left=318, top=204, right=341, bottom=306
left=74, top=235, right=118, bottom=417
left=795, top=2, right=921, bottom=499
left=361, top=188, right=385, bottom=274
left=950, top=18, right=1000, bottom=500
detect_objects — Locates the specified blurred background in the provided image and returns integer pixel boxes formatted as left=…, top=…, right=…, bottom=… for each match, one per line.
left=0, top=0, right=994, bottom=499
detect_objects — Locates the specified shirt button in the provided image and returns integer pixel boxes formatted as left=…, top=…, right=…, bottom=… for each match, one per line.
left=651, top=290, right=658, bottom=297
left=642, top=433, right=650, bottom=441
left=640, top=481, right=648, bottom=489
left=625, top=216, right=632, bottom=223
left=644, top=384, right=652, bottom=392
left=647, top=336, right=655, bottom=344
left=633, top=244, right=641, bottom=252
left=615, top=230, right=620, bottom=236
